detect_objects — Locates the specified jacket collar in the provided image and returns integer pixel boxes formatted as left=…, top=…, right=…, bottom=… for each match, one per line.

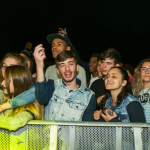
left=107, top=96, right=127, bottom=109
left=58, top=78, right=84, bottom=93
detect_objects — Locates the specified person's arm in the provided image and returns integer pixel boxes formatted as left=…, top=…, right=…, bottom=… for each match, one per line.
left=0, top=111, right=33, bottom=131
left=35, top=78, right=55, bottom=105
left=82, top=94, right=96, bottom=121
left=127, top=101, right=146, bottom=122
left=0, top=85, right=36, bottom=112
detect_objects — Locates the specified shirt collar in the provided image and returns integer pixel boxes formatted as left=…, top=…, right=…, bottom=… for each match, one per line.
left=58, top=78, right=84, bottom=93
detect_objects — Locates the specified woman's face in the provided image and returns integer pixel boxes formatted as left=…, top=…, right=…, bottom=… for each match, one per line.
left=105, top=68, right=126, bottom=91
left=97, top=60, right=102, bottom=77
left=2, top=57, right=18, bottom=77
left=140, top=62, right=150, bottom=82
left=1, top=76, right=14, bottom=94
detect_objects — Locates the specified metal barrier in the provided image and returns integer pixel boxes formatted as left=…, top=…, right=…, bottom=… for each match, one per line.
left=0, top=121, right=150, bottom=150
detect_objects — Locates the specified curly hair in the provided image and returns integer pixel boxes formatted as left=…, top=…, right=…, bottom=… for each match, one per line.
left=98, top=67, right=132, bottom=110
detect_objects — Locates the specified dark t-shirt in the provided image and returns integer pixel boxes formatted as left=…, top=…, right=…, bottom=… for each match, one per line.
left=90, top=78, right=106, bottom=99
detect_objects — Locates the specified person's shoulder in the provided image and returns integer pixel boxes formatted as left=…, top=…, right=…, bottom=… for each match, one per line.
left=126, top=94, right=139, bottom=102
left=46, top=64, right=56, bottom=71
left=82, top=84, right=94, bottom=94
left=91, top=78, right=104, bottom=87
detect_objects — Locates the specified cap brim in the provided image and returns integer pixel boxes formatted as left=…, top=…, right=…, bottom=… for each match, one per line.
left=46, top=33, right=65, bottom=45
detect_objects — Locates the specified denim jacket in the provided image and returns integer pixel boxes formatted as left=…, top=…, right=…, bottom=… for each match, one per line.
left=44, top=79, right=94, bottom=121
left=105, top=94, right=144, bottom=122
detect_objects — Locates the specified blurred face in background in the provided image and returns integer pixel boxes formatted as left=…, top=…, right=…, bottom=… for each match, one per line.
left=97, top=60, right=102, bottom=78
left=2, top=57, right=18, bottom=77
left=140, top=62, right=150, bottom=83
left=51, top=38, right=70, bottom=58
left=89, top=57, right=98, bottom=73
left=101, top=58, right=115, bottom=76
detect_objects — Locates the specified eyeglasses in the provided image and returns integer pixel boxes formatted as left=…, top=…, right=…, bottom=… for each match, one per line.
left=140, top=67, right=150, bottom=73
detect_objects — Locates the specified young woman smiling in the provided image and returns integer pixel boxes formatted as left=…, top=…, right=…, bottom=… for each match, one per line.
left=94, top=67, right=145, bottom=122
left=132, top=58, right=150, bottom=123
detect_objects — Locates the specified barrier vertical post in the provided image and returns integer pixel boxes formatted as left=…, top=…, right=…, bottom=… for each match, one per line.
left=116, top=127, right=122, bottom=150
left=69, top=126, right=75, bottom=150
left=49, top=125, right=58, bottom=150
left=133, top=127, right=143, bottom=150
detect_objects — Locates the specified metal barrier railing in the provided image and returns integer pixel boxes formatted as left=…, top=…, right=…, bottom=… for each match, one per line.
left=0, top=121, right=150, bottom=150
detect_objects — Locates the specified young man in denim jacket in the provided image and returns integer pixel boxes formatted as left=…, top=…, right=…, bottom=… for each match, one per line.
left=34, top=46, right=96, bottom=121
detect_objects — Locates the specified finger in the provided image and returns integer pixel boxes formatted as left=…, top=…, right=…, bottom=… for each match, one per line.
left=36, top=51, right=46, bottom=60
left=101, top=113, right=107, bottom=121
left=105, top=110, right=109, bottom=116
left=59, top=28, right=63, bottom=31
left=34, top=47, right=45, bottom=57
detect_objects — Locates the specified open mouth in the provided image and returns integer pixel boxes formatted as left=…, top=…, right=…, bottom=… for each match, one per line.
left=64, top=72, right=72, bottom=78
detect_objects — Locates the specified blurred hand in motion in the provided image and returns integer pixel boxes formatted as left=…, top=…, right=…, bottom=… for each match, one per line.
left=101, top=110, right=117, bottom=122
left=93, top=110, right=102, bottom=120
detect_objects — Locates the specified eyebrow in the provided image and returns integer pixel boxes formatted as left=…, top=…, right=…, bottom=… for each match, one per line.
left=59, top=61, right=75, bottom=65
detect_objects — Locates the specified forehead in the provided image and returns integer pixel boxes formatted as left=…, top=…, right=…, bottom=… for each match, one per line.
left=58, top=58, right=75, bottom=64
left=142, top=62, right=150, bottom=67
left=3, top=57, right=18, bottom=66
left=52, top=38, right=67, bottom=45
left=108, top=68, right=120, bottom=75
left=90, top=57, right=98, bottom=61
left=102, top=57, right=115, bottom=63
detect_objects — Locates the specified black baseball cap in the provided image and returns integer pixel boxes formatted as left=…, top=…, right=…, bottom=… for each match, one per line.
left=46, top=33, right=71, bottom=46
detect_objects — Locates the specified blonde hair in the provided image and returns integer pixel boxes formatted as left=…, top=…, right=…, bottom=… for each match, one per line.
left=132, top=58, right=150, bottom=98
left=3, top=65, right=41, bottom=119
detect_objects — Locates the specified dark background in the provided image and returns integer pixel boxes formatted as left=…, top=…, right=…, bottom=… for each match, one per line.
left=1, top=0, right=150, bottom=67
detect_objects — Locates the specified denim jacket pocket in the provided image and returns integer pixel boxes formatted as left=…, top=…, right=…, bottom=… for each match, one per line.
left=51, top=95, right=63, bottom=104
left=66, top=101, right=87, bottom=121
left=69, top=101, right=87, bottom=110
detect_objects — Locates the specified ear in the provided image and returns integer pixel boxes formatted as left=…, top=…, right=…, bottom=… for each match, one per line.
left=56, top=68, right=60, bottom=75
left=115, top=64, right=120, bottom=67
left=122, top=80, right=127, bottom=86
left=76, top=64, right=79, bottom=72
left=27, top=61, right=30, bottom=69
left=66, top=46, right=71, bottom=51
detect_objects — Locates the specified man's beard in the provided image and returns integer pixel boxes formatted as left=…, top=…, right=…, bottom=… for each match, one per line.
left=60, top=69, right=77, bottom=83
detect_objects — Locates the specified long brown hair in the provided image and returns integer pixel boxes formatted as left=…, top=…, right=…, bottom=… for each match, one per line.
left=0, top=53, right=27, bottom=83
left=3, top=65, right=40, bottom=119
left=132, top=58, right=150, bottom=98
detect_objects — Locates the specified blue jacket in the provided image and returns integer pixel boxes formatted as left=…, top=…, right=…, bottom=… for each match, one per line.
left=105, top=94, right=145, bottom=122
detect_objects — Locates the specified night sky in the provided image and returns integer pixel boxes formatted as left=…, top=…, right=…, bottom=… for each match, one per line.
left=1, top=0, right=150, bottom=67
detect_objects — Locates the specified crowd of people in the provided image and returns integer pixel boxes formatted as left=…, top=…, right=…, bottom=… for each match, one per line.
left=0, top=28, right=149, bottom=131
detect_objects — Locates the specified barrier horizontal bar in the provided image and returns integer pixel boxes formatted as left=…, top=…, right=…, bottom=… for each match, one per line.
left=28, top=120, right=150, bottom=127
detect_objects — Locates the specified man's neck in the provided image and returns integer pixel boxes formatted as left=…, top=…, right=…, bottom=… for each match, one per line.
left=91, top=71, right=98, bottom=78
left=63, top=78, right=79, bottom=91
left=143, top=81, right=150, bottom=89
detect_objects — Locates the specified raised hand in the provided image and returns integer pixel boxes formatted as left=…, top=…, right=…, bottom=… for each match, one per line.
left=59, top=28, right=67, bottom=34
left=33, top=44, right=46, bottom=70
left=33, top=44, right=46, bottom=82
